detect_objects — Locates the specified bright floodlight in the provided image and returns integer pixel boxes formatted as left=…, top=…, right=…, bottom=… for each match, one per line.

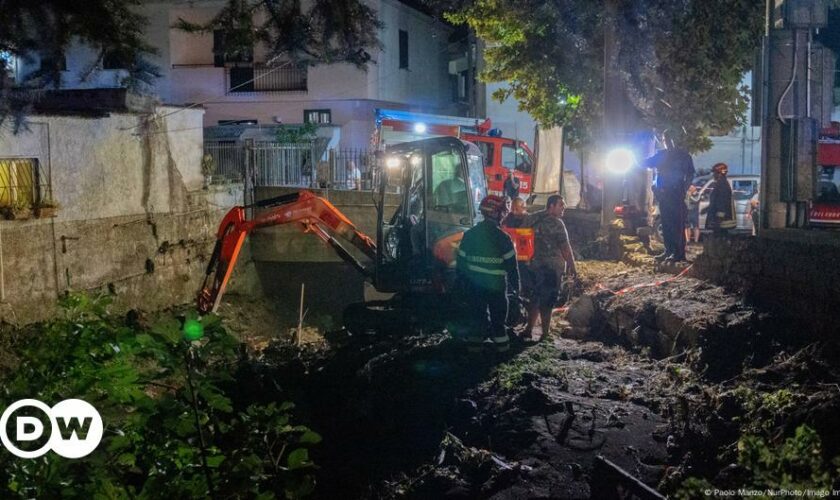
left=606, top=148, right=636, bottom=175
left=386, top=157, right=401, bottom=169
left=414, top=123, right=427, bottom=134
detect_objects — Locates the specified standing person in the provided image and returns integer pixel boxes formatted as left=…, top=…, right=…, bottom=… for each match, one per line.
left=503, top=197, right=529, bottom=228
left=456, top=195, right=520, bottom=353
left=345, top=160, right=361, bottom=190
left=750, top=187, right=760, bottom=236
left=685, top=185, right=701, bottom=244
left=315, top=160, right=330, bottom=189
left=524, top=194, right=577, bottom=340
left=644, top=136, right=695, bottom=262
left=706, top=163, right=736, bottom=235
left=503, top=171, right=521, bottom=200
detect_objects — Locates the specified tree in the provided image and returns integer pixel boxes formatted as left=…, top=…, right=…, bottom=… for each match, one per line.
left=443, top=0, right=764, bottom=153
left=0, top=0, right=158, bottom=131
left=174, top=0, right=382, bottom=69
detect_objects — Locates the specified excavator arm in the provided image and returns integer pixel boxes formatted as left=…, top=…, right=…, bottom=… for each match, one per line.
left=197, top=190, right=377, bottom=314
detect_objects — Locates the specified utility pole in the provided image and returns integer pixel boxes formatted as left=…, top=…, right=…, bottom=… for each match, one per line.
left=601, top=0, right=642, bottom=228
left=760, top=0, right=830, bottom=230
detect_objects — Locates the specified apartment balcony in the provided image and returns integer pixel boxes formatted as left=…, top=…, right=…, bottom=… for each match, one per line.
left=226, top=65, right=307, bottom=94
left=169, top=63, right=307, bottom=103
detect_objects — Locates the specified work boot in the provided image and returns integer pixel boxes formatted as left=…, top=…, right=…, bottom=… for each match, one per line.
left=654, top=252, right=672, bottom=262
left=492, top=334, right=510, bottom=353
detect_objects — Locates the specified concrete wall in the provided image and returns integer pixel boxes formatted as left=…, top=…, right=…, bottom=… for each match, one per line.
left=693, top=231, right=840, bottom=339
left=248, top=186, right=400, bottom=321
left=0, top=107, right=243, bottom=324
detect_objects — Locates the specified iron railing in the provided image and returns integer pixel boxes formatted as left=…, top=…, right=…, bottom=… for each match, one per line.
left=331, top=148, right=377, bottom=191
left=203, top=141, right=377, bottom=191
left=0, top=157, right=51, bottom=209
left=252, top=142, right=316, bottom=187
left=204, top=141, right=245, bottom=183
left=227, top=65, right=307, bottom=94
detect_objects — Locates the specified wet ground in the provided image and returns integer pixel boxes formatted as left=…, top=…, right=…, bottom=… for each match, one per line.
left=218, top=241, right=840, bottom=498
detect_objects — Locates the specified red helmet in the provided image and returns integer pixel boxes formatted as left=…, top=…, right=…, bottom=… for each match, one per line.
left=479, top=194, right=510, bottom=221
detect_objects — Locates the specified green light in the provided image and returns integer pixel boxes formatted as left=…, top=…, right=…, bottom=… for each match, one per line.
left=183, top=319, right=204, bottom=341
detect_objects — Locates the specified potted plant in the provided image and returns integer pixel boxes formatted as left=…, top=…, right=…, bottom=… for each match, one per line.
left=2, top=199, right=33, bottom=220
left=34, top=199, right=60, bottom=218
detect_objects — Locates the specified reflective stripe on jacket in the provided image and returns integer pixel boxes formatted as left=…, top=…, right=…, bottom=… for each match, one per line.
left=456, top=220, right=519, bottom=293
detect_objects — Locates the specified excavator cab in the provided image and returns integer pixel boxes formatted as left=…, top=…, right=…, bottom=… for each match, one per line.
left=375, top=137, right=486, bottom=294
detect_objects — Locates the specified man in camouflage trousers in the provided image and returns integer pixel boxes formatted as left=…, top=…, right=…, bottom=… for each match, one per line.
left=523, top=194, right=577, bottom=340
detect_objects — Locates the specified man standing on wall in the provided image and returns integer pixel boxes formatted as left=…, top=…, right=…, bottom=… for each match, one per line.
left=524, top=194, right=577, bottom=340
left=644, top=134, right=695, bottom=263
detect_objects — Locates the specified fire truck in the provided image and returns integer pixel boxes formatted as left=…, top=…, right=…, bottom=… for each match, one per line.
left=374, top=108, right=536, bottom=198
left=810, top=122, right=840, bottom=227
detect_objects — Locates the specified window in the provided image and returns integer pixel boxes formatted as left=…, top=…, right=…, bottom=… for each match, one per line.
left=501, top=143, right=533, bottom=174
left=213, top=29, right=253, bottom=67
left=0, top=158, right=43, bottom=208
left=431, top=148, right=468, bottom=214
left=304, top=109, right=331, bottom=124
left=103, top=50, right=131, bottom=70
left=732, top=179, right=757, bottom=199
left=399, top=30, right=409, bottom=69
left=817, top=166, right=840, bottom=202
left=40, top=54, right=67, bottom=72
left=475, top=142, right=494, bottom=168
left=229, top=66, right=255, bottom=92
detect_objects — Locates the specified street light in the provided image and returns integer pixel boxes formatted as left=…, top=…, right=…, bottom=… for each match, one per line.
left=605, top=147, right=636, bottom=175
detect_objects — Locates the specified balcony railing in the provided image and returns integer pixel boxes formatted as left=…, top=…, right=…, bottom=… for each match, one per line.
left=227, top=65, right=307, bottom=94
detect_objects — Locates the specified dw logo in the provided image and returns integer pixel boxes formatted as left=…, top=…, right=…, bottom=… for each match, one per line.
left=0, top=399, right=103, bottom=459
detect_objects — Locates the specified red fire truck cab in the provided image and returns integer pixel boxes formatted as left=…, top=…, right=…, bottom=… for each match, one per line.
left=810, top=123, right=840, bottom=227
left=374, top=109, right=536, bottom=197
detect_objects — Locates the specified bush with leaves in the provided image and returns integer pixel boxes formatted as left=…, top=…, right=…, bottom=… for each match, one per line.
left=0, top=293, right=319, bottom=499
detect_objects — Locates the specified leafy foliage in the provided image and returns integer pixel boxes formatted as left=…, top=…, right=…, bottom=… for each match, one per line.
left=0, top=0, right=159, bottom=131
left=492, top=340, right=566, bottom=391
left=0, top=294, right=320, bottom=498
left=737, top=425, right=839, bottom=492
left=174, top=0, right=382, bottom=69
left=275, top=122, right=319, bottom=143
left=442, top=0, right=764, bottom=152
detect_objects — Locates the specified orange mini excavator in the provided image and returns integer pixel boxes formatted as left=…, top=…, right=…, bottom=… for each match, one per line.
left=198, top=137, right=533, bottom=334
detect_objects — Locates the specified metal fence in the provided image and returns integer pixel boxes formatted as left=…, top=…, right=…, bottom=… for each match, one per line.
left=331, top=148, right=377, bottom=191
left=203, top=140, right=377, bottom=191
left=252, top=142, right=315, bottom=187
left=204, top=141, right=245, bottom=183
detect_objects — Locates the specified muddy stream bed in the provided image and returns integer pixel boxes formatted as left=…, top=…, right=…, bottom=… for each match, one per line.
left=217, top=252, right=840, bottom=499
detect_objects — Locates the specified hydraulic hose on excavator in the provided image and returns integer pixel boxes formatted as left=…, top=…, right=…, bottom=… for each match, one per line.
left=197, top=190, right=377, bottom=314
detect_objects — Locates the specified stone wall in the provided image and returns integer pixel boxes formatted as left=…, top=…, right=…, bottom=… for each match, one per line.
left=692, top=230, right=840, bottom=339
left=0, top=108, right=244, bottom=325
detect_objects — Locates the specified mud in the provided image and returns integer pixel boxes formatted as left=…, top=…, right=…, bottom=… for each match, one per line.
left=215, top=238, right=840, bottom=498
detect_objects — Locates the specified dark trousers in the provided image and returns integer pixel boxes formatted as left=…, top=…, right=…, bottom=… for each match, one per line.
left=464, top=285, right=509, bottom=340
left=659, top=195, right=687, bottom=259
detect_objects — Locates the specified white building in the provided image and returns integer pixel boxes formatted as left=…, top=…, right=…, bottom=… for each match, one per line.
left=13, top=0, right=459, bottom=149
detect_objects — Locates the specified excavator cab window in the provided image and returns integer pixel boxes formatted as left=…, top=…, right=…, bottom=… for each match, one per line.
left=431, top=148, right=470, bottom=214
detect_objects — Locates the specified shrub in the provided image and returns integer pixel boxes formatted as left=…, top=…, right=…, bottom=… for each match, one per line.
left=0, top=294, right=319, bottom=498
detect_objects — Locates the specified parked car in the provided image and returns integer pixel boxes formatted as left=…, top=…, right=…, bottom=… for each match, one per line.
left=652, top=174, right=760, bottom=239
